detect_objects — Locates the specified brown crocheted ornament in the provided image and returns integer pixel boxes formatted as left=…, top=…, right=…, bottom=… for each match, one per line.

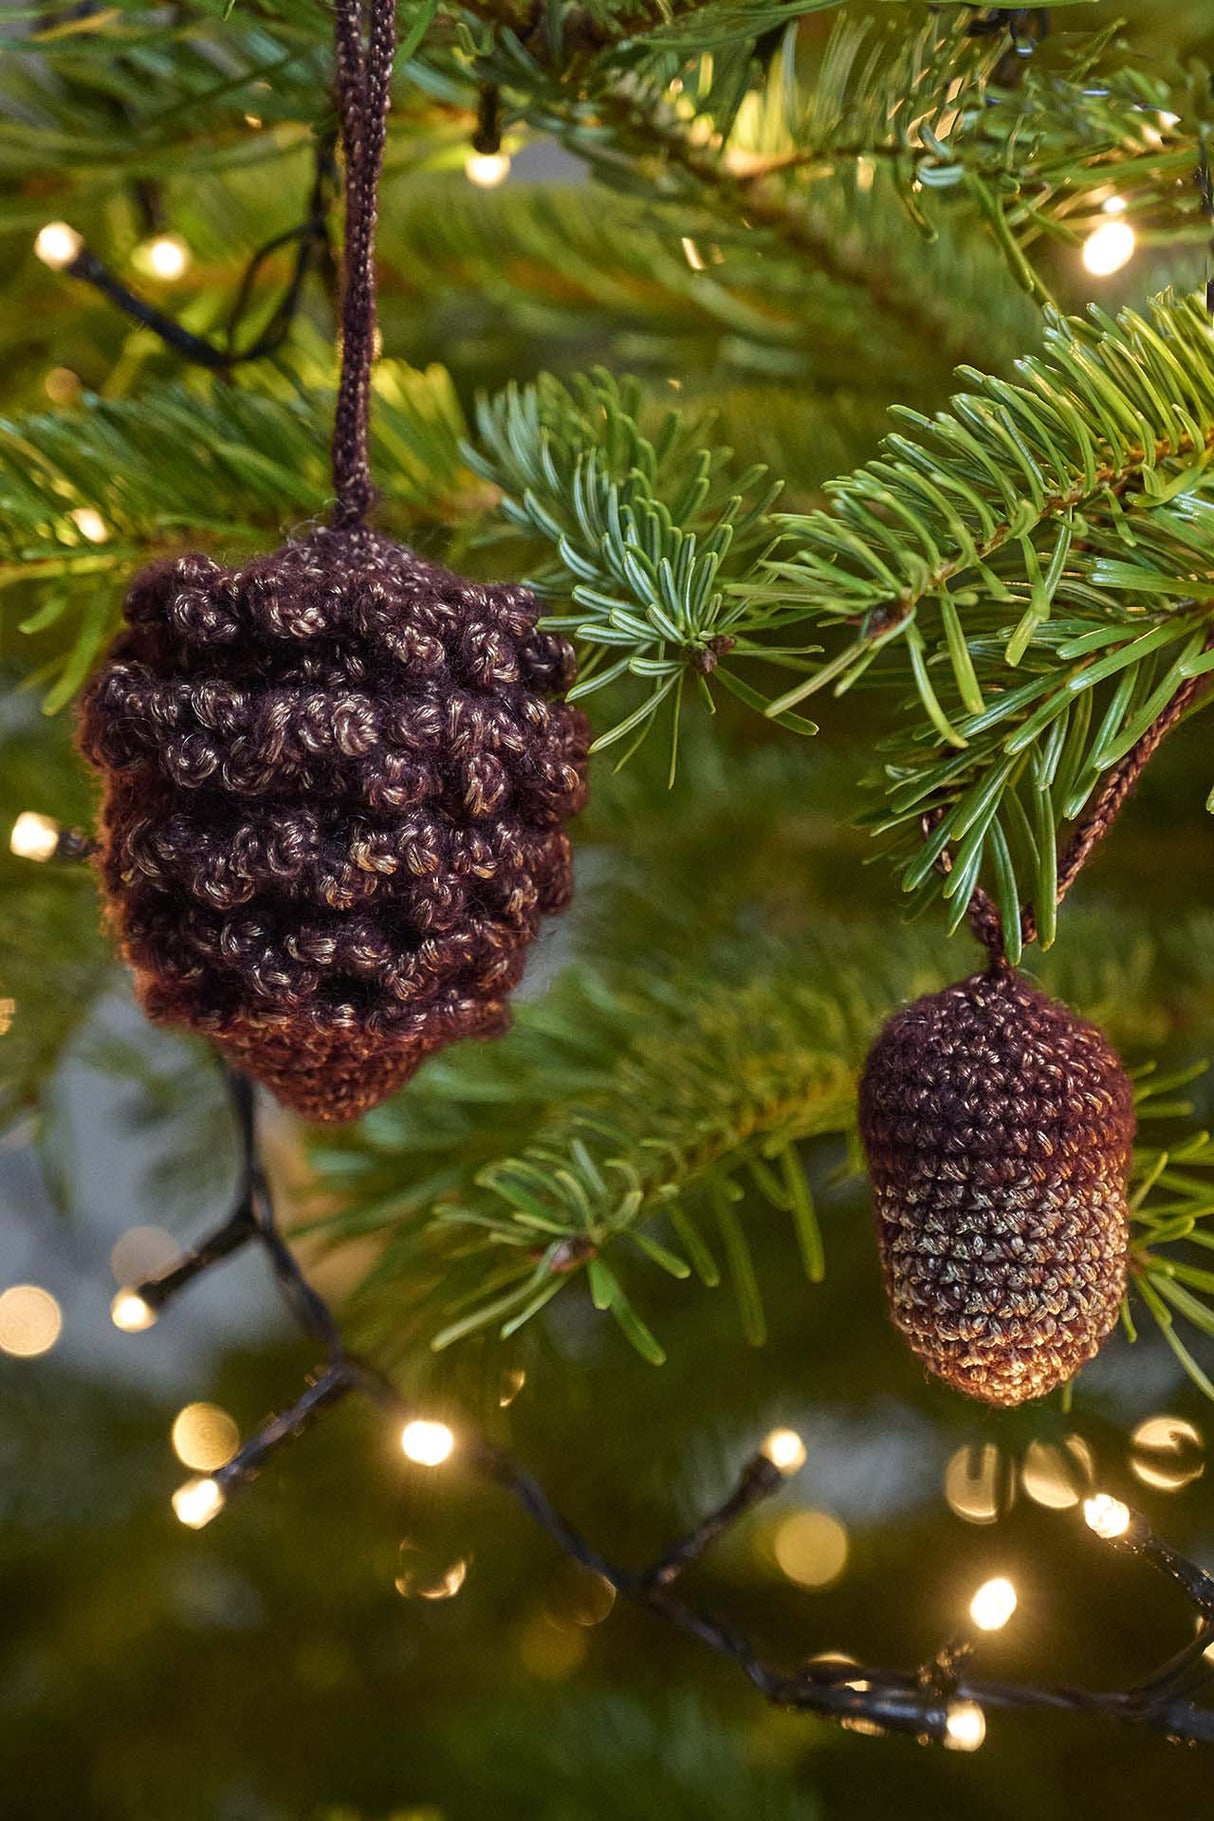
left=858, top=962, right=1135, bottom=1406
left=77, top=527, right=588, bottom=1121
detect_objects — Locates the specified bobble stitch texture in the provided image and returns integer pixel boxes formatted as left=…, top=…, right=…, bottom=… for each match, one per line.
left=78, top=526, right=588, bottom=1120
left=858, top=963, right=1135, bottom=1406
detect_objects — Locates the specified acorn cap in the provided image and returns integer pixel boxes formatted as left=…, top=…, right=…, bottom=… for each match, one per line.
left=858, top=962, right=1135, bottom=1406
left=77, top=526, right=588, bottom=1121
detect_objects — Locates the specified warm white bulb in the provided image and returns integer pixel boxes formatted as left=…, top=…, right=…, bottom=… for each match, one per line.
left=464, top=150, right=511, bottom=188
left=944, top=1700, right=986, bottom=1752
left=1083, top=1493, right=1132, bottom=1540
left=761, top=1428, right=808, bottom=1475
left=10, top=811, right=61, bottom=863
left=35, top=222, right=83, bottom=270
left=172, top=1476, right=225, bottom=1528
left=137, top=234, right=191, bottom=281
left=401, top=1419, right=455, bottom=1466
left=1082, top=217, right=1136, bottom=277
left=111, top=1289, right=157, bottom=1333
left=70, top=507, right=109, bottom=545
left=968, top=1575, right=1017, bottom=1632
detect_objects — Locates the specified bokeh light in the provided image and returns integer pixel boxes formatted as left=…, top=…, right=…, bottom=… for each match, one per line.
left=761, top=1428, right=807, bottom=1474
left=401, top=1420, right=455, bottom=1466
left=172, top=1476, right=225, bottom=1528
left=1130, top=1416, right=1204, bottom=1492
left=171, top=1403, right=240, bottom=1472
left=1022, top=1435, right=1094, bottom=1510
left=773, top=1510, right=848, bottom=1589
left=944, top=1442, right=1005, bottom=1525
left=0, top=1285, right=62, bottom=1358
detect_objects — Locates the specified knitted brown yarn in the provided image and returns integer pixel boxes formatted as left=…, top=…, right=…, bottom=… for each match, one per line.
left=77, top=526, right=588, bottom=1120
left=858, top=962, right=1135, bottom=1406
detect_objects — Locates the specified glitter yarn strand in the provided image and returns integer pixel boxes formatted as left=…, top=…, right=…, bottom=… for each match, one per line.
left=330, top=0, right=397, bottom=530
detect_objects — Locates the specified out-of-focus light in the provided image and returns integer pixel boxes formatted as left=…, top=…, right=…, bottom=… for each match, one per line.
left=70, top=506, right=108, bottom=544
left=111, top=1289, right=157, bottom=1333
left=109, top=1226, right=178, bottom=1286
left=944, top=1442, right=1004, bottom=1525
left=499, top=1365, right=526, bottom=1407
left=243, top=112, right=263, bottom=128
left=35, top=222, right=83, bottom=270
left=44, top=366, right=80, bottom=404
left=1083, top=1493, right=1132, bottom=1540
left=172, top=1476, right=225, bottom=1528
left=1130, top=1415, right=1205, bottom=1492
left=0, top=1284, right=62, bottom=1357
left=1022, top=1435, right=1093, bottom=1510
left=171, top=1402, right=240, bottom=1472
left=1083, top=217, right=1136, bottom=277
left=464, top=150, right=510, bottom=187
left=0, top=999, right=13, bottom=1037
left=773, top=1510, right=848, bottom=1589
left=401, top=1419, right=454, bottom=1466
left=761, top=1428, right=807, bottom=1475
left=10, top=811, right=61, bottom=862
left=135, top=234, right=191, bottom=281
left=944, top=1700, right=986, bottom=1752
left=519, top=1610, right=588, bottom=1680
left=1102, top=194, right=1128, bottom=215
left=680, top=235, right=707, bottom=272
left=969, top=1575, right=1017, bottom=1632
left=395, top=1544, right=468, bottom=1601
left=544, top=1561, right=616, bottom=1631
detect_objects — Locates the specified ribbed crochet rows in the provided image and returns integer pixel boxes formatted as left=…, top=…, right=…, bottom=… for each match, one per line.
left=859, top=964, right=1135, bottom=1406
left=78, top=527, right=588, bottom=1120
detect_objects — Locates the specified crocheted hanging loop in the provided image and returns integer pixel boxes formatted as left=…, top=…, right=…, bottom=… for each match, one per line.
left=76, top=0, right=589, bottom=1120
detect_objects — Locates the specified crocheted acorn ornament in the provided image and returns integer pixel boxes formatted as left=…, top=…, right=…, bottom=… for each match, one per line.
left=77, top=528, right=588, bottom=1121
left=858, top=961, right=1135, bottom=1407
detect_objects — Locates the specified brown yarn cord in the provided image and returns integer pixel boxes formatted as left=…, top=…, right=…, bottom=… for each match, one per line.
left=330, top=0, right=397, bottom=529
left=933, top=665, right=1211, bottom=963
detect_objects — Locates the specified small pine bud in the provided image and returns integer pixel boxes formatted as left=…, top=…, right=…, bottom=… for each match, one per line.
left=859, top=963, right=1135, bottom=1406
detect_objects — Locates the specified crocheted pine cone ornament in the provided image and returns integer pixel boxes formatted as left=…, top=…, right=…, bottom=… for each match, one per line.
left=858, top=962, right=1135, bottom=1406
left=77, top=526, right=588, bottom=1121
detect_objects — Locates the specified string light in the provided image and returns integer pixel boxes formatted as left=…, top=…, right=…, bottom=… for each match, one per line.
left=773, top=1510, right=849, bottom=1589
left=34, top=221, right=83, bottom=271
left=968, top=1575, right=1017, bottom=1631
left=0, top=1284, right=62, bottom=1358
left=401, top=1419, right=455, bottom=1466
left=171, top=1475, right=226, bottom=1529
left=464, top=151, right=510, bottom=188
left=10, top=811, right=63, bottom=863
left=110, top=1289, right=157, bottom=1333
left=171, top=1402, right=240, bottom=1472
left=44, top=366, right=80, bottom=404
left=1130, top=1415, right=1204, bottom=1492
left=69, top=506, right=109, bottom=545
left=1082, top=215, right=1136, bottom=277
left=134, top=234, right=192, bottom=281
left=761, top=1428, right=807, bottom=1474
left=1083, top=1493, right=1132, bottom=1540
left=944, top=1700, right=986, bottom=1752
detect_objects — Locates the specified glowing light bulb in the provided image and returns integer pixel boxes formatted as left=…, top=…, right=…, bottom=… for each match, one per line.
left=10, top=811, right=61, bottom=862
left=70, top=506, right=108, bottom=544
left=172, top=1476, right=225, bottom=1528
left=464, top=150, right=510, bottom=188
left=111, top=1289, right=157, bottom=1333
left=35, top=222, right=83, bottom=270
left=0, top=1285, right=62, bottom=1358
left=944, top=1700, right=986, bottom=1752
left=1083, top=1493, right=1132, bottom=1540
left=1082, top=217, right=1136, bottom=277
left=761, top=1428, right=807, bottom=1475
left=968, top=1575, right=1017, bottom=1631
left=401, top=1419, right=455, bottom=1466
left=172, top=1402, right=239, bottom=1472
left=136, top=234, right=191, bottom=281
